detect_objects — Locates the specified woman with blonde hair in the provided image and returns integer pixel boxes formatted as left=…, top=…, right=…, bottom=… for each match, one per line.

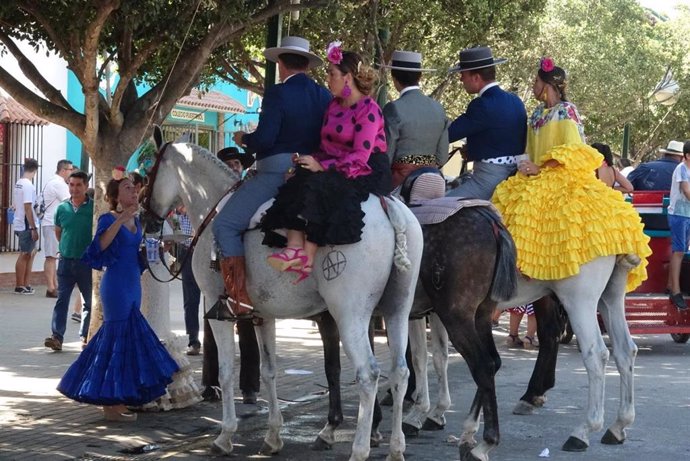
left=261, top=42, right=390, bottom=282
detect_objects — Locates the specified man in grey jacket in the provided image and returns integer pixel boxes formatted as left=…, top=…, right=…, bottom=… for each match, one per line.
left=382, top=50, right=449, bottom=189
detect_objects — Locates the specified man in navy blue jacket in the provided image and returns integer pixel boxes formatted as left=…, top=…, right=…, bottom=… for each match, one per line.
left=627, top=140, right=684, bottom=191
left=212, top=36, right=331, bottom=317
left=446, top=46, right=527, bottom=200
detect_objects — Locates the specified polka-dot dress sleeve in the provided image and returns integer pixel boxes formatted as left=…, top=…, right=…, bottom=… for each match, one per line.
left=318, top=98, right=387, bottom=179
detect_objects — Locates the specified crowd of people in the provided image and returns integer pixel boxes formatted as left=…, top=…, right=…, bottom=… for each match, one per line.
left=10, top=33, right=679, bottom=418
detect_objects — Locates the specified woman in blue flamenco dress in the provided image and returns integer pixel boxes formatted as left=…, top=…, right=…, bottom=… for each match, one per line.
left=57, top=178, right=179, bottom=421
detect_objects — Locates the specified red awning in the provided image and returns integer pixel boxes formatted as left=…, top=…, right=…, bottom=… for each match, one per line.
left=177, top=89, right=245, bottom=114
left=0, top=94, right=49, bottom=125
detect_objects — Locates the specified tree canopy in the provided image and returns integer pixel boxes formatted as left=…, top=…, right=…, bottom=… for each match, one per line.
left=210, top=0, right=688, bottom=161
left=0, top=0, right=327, bottom=167
left=1, top=0, right=688, bottom=165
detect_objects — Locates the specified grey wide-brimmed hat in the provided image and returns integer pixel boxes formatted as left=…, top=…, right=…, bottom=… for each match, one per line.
left=659, top=140, right=685, bottom=156
left=449, top=46, right=507, bottom=73
left=263, top=36, right=323, bottom=69
left=381, top=50, right=436, bottom=72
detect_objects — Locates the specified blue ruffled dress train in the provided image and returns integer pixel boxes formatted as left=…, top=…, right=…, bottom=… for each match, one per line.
left=57, top=213, right=179, bottom=406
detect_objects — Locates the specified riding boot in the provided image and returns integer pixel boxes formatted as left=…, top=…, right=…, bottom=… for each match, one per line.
left=219, top=256, right=254, bottom=318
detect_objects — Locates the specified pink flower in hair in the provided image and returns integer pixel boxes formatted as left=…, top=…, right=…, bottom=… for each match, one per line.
left=327, top=41, right=343, bottom=65
left=540, top=57, right=555, bottom=72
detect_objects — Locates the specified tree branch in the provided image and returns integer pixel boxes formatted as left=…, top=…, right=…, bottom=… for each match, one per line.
left=214, top=42, right=266, bottom=95
left=215, top=0, right=330, bottom=45
left=0, top=30, right=73, bottom=111
left=0, top=66, right=85, bottom=135
left=109, top=39, right=159, bottom=123
left=80, top=0, right=121, bottom=152
left=15, top=1, right=71, bottom=61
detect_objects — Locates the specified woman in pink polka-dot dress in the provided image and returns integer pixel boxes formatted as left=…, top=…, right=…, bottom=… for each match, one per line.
left=261, top=45, right=391, bottom=283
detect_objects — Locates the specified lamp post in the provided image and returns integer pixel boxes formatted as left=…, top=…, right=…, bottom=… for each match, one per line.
left=629, top=67, right=681, bottom=160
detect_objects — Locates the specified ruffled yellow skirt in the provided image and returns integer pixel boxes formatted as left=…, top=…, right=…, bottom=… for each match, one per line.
left=493, top=144, right=651, bottom=292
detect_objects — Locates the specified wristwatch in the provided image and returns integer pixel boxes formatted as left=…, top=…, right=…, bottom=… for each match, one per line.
left=29, top=227, right=37, bottom=230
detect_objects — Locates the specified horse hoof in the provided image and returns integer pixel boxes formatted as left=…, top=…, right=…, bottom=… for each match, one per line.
left=259, top=442, right=279, bottom=455
left=459, top=443, right=481, bottom=461
left=562, top=436, right=589, bottom=452
left=402, top=422, right=419, bottom=437
left=512, top=400, right=536, bottom=415
left=601, top=429, right=625, bottom=445
left=421, top=418, right=445, bottom=431
left=311, top=436, right=333, bottom=451
left=210, top=442, right=230, bottom=456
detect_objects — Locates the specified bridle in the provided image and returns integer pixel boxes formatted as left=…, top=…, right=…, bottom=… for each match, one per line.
left=139, top=141, right=242, bottom=282
left=140, top=141, right=170, bottom=224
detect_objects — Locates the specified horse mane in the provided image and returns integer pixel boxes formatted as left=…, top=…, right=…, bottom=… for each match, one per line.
left=178, top=142, right=241, bottom=184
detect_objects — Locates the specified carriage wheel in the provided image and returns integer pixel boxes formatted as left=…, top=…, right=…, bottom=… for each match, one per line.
left=670, top=333, right=690, bottom=344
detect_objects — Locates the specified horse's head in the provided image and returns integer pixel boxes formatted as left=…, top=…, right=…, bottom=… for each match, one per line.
left=140, top=126, right=181, bottom=234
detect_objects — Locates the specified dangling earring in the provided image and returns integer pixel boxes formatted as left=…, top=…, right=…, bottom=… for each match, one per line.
left=342, top=82, right=352, bottom=98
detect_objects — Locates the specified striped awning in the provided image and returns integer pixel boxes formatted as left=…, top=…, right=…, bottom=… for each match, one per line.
left=0, top=94, right=49, bottom=125
left=177, top=89, right=245, bottom=114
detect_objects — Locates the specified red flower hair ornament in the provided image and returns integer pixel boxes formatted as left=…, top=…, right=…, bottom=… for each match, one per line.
left=327, top=41, right=343, bottom=65
left=540, top=57, right=555, bottom=72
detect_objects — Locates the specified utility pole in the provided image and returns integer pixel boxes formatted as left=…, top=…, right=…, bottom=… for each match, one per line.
left=265, top=1, right=282, bottom=90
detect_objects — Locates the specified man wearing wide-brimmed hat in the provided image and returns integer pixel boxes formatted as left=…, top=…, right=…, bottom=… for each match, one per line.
left=381, top=50, right=449, bottom=189
left=217, top=146, right=255, bottom=178
left=212, top=36, right=332, bottom=318
left=628, top=140, right=684, bottom=191
left=445, top=46, right=527, bottom=200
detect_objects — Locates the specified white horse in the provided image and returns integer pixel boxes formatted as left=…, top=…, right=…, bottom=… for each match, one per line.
left=141, top=135, right=424, bottom=461
left=401, top=205, right=640, bottom=461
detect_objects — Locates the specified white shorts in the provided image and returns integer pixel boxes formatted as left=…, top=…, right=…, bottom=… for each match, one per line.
left=42, top=225, right=59, bottom=258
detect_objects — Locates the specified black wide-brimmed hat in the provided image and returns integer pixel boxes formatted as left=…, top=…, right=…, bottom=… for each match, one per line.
left=449, top=46, right=507, bottom=73
left=381, top=50, right=436, bottom=72
left=263, top=36, right=323, bottom=69
left=217, top=147, right=255, bottom=169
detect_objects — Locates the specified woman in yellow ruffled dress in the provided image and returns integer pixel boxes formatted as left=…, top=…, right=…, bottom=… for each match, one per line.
left=492, top=58, right=651, bottom=292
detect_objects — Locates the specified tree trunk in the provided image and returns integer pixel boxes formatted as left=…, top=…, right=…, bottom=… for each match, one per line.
left=86, top=135, right=142, bottom=339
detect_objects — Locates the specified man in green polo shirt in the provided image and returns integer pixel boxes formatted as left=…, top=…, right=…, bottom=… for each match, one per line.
left=44, top=171, right=94, bottom=351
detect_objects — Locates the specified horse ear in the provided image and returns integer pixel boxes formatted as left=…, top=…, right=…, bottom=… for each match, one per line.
left=175, top=131, right=191, bottom=143
left=153, top=125, right=164, bottom=151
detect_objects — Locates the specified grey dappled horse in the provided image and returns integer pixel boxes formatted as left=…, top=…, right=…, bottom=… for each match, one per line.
left=142, top=137, right=423, bottom=461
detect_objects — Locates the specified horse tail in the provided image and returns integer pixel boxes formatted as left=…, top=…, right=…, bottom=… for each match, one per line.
left=474, top=207, right=518, bottom=302
left=382, top=196, right=412, bottom=272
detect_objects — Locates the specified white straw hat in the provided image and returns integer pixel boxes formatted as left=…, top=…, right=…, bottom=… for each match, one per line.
left=263, top=36, right=323, bottom=69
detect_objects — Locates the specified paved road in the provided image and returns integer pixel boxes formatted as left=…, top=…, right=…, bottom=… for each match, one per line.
left=1, top=282, right=689, bottom=460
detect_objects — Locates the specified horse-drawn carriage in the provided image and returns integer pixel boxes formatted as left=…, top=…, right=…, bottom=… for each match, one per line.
left=624, top=191, right=690, bottom=343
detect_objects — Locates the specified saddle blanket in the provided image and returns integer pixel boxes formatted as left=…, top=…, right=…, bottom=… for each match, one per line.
left=409, top=197, right=501, bottom=226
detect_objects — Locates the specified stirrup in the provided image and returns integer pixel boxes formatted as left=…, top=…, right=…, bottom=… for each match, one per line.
left=204, top=296, right=254, bottom=321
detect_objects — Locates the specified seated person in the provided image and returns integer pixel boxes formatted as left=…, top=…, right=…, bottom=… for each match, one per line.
left=261, top=44, right=389, bottom=282
left=627, top=140, right=684, bottom=191
left=592, top=142, right=633, bottom=193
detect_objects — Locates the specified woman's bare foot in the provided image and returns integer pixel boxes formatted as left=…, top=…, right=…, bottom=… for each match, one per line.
left=103, top=406, right=137, bottom=421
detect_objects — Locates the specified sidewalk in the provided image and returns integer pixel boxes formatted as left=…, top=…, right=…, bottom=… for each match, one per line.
left=2, top=283, right=690, bottom=460
left=0, top=282, right=391, bottom=460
